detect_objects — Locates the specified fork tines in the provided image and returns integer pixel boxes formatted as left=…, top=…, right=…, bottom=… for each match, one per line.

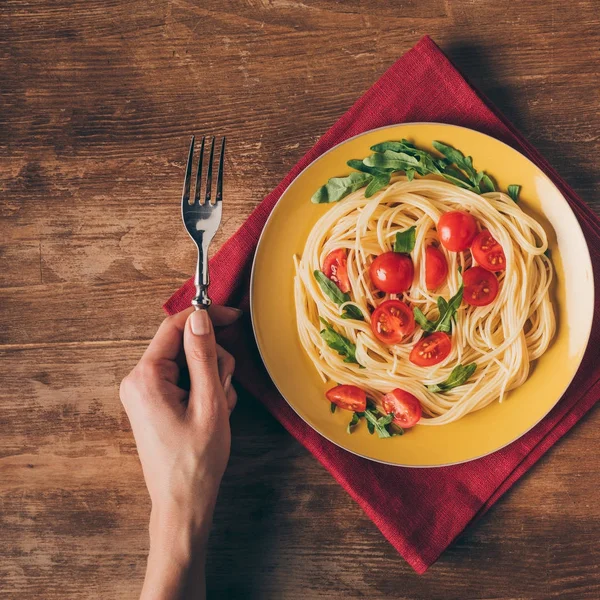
left=182, top=135, right=226, bottom=206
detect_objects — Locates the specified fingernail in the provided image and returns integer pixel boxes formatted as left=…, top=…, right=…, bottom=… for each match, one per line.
left=223, top=306, right=243, bottom=317
left=190, top=310, right=212, bottom=336
left=223, top=374, right=232, bottom=394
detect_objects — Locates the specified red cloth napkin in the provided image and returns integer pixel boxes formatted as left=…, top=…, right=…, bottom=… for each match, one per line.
left=164, top=36, right=600, bottom=573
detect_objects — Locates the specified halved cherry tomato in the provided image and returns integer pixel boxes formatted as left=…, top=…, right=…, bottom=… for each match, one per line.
left=371, top=300, right=415, bottom=345
left=438, top=210, right=479, bottom=252
left=471, top=230, right=506, bottom=272
left=409, top=331, right=452, bottom=367
left=463, top=266, right=499, bottom=306
left=326, top=385, right=367, bottom=412
left=425, top=245, right=448, bottom=290
left=382, top=389, right=422, bottom=428
left=323, top=249, right=350, bottom=293
left=369, top=252, right=414, bottom=293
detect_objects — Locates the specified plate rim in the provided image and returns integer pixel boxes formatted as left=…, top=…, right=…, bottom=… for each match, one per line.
left=249, top=122, right=595, bottom=468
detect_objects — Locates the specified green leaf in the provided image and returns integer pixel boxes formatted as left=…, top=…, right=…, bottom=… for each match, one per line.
left=507, top=184, right=521, bottom=203
left=435, top=279, right=463, bottom=334
left=377, top=413, right=394, bottom=427
left=432, top=141, right=478, bottom=182
left=314, top=271, right=364, bottom=321
left=346, top=412, right=360, bottom=434
left=437, top=296, right=449, bottom=314
left=311, top=172, right=372, bottom=204
left=406, top=168, right=415, bottom=181
left=363, top=409, right=393, bottom=438
left=440, top=172, right=474, bottom=190
left=393, top=225, right=416, bottom=253
left=414, top=274, right=463, bottom=335
left=347, top=159, right=393, bottom=176
left=319, top=318, right=359, bottom=365
left=544, top=248, right=552, bottom=259
left=341, top=304, right=364, bottom=321
left=413, top=307, right=437, bottom=333
left=366, top=419, right=375, bottom=434
left=364, top=171, right=391, bottom=197
left=478, top=172, right=496, bottom=193
left=314, top=270, right=349, bottom=305
left=370, top=140, right=417, bottom=154
left=427, top=363, right=477, bottom=393
left=330, top=402, right=336, bottom=414
left=363, top=152, right=421, bottom=173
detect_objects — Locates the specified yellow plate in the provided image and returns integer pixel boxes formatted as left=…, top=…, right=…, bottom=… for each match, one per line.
left=250, top=123, right=594, bottom=467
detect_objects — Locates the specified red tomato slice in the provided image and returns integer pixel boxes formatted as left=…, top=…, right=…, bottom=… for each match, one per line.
left=370, top=300, right=415, bottom=345
left=369, top=251, right=414, bottom=294
left=425, top=245, right=448, bottom=290
left=438, top=210, right=479, bottom=252
left=382, top=389, right=422, bottom=428
left=326, top=385, right=367, bottom=412
left=463, top=266, right=499, bottom=306
left=323, top=249, right=350, bottom=293
left=471, top=230, right=506, bottom=272
left=409, top=331, right=452, bottom=367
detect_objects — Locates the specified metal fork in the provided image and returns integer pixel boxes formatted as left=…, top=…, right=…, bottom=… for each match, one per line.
left=181, top=135, right=225, bottom=310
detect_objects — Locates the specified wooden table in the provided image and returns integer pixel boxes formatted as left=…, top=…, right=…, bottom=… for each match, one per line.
left=1, top=1, right=598, bottom=598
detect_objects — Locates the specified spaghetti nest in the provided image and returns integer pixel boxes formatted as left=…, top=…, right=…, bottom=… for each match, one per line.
left=294, top=178, right=555, bottom=425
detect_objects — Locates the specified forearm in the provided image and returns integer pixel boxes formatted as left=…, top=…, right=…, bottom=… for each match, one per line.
left=140, top=507, right=213, bottom=600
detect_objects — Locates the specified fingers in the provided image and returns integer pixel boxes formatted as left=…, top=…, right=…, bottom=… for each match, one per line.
left=183, top=310, right=221, bottom=405
left=142, top=307, right=194, bottom=364
left=225, top=384, right=237, bottom=414
left=208, top=305, right=243, bottom=327
left=217, top=345, right=237, bottom=414
left=141, top=305, right=241, bottom=372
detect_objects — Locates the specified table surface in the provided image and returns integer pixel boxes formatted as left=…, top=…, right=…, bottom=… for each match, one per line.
left=1, top=1, right=599, bottom=598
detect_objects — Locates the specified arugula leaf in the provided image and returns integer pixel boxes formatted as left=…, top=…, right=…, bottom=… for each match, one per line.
left=346, top=412, right=360, bottom=434
left=478, top=172, right=496, bottom=193
left=363, top=152, right=422, bottom=173
left=314, top=270, right=364, bottom=321
left=340, top=304, right=364, bottom=320
left=393, top=225, right=416, bottom=253
left=370, top=140, right=417, bottom=153
left=347, top=159, right=393, bottom=175
left=314, top=270, right=348, bottom=305
left=364, top=171, right=391, bottom=198
left=427, top=363, right=477, bottom=393
left=311, top=172, right=372, bottom=204
left=507, top=184, right=521, bottom=203
left=544, top=248, right=552, bottom=259
left=413, top=274, right=463, bottom=335
left=440, top=172, right=474, bottom=190
left=330, top=402, right=337, bottom=414
left=312, top=139, right=522, bottom=205
left=437, top=296, right=449, bottom=314
left=362, top=409, right=400, bottom=438
left=432, top=141, right=478, bottom=182
left=435, top=278, right=463, bottom=334
left=319, top=317, right=359, bottom=364
left=377, top=413, right=394, bottom=427
left=413, top=307, right=436, bottom=333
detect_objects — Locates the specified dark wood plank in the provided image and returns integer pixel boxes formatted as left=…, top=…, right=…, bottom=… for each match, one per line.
left=1, top=0, right=599, bottom=598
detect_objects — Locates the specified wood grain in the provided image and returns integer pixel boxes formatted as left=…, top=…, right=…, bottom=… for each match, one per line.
left=1, top=0, right=599, bottom=598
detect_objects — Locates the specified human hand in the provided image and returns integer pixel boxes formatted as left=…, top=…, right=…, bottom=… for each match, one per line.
left=120, top=305, right=241, bottom=600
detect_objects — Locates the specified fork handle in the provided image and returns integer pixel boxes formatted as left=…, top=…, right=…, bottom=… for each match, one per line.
left=192, top=238, right=211, bottom=310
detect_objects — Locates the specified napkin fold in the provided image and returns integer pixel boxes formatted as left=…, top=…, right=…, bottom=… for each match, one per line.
left=164, top=36, right=600, bottom=573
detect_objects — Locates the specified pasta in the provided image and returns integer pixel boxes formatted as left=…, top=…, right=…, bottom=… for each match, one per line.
left=294, top=177, right=555, bottom=426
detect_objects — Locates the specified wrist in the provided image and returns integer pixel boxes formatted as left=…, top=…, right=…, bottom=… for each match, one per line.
left=142, top=507, right=212, bottom=600
left=149, top=500, right=214, bottom=558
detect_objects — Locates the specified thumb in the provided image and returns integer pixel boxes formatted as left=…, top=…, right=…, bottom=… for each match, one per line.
left=184, top=310, right=221, bottom=402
